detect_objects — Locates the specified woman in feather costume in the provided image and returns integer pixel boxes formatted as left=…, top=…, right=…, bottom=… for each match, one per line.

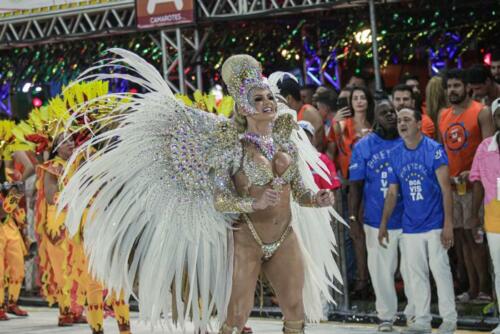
left=59, top=50, right=343, bottom=333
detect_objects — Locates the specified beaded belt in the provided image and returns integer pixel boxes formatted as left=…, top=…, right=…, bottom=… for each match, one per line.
left=242, top=214, right=292, bottom=262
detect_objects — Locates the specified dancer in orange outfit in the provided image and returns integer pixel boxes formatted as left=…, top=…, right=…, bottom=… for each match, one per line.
left=63, top=80, right=132, bottom=334
left=0, top=120, right=32, bottom=321
left=0, top=183, right=29, bottom=320
left=35, top=134, right=77, bottom=326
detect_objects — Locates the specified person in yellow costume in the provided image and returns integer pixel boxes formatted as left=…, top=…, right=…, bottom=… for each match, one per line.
left=36, top=133, right=80, bottom=326
left=63, top=80, right=132, bottom=334
left=0, top=120, right=32, bottom=321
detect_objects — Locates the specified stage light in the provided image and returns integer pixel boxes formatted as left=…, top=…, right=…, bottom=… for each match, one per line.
left=32, top=97, right=42, bottom=107
left=355, top=29, right=372, bottom=44
left=22, top=82, right=32, bottom=93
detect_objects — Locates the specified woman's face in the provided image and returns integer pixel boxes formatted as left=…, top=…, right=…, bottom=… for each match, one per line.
left=246, top=87, right=277, bottom=121
left=352, top=89, right=368, bottom=113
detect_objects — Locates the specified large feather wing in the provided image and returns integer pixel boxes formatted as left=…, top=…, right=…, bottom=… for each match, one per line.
left=58, top=48, right=234, bottom=331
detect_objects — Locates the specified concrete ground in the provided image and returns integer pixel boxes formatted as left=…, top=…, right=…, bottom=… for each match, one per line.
left=0, top=306, right=491, bottom=334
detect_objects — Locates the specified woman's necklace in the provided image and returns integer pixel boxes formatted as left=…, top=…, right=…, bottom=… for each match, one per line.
left=242, top=132, right=276, bottom=161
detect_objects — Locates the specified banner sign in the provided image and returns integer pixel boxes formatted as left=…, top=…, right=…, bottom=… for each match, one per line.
left=136, top=0, right=194, bottom=29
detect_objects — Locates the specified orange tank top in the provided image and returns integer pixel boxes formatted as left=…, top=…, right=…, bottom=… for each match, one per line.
left=297, top=104, right=313, bottom=121
left=439, top=100, right=484, bottom=177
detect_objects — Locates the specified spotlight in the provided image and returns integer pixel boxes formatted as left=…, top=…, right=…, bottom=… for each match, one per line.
left=32, top=97, right=42, bottom=108
left=22, top=83, right=32, bottom=93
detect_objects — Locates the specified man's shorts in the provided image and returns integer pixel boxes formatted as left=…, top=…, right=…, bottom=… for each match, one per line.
left=452, top=191, right=483, bottom=229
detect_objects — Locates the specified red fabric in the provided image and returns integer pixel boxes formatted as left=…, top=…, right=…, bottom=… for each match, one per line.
left=297, top=104, right=313, bottom=121
left=312, top=153, right=341, bottom=190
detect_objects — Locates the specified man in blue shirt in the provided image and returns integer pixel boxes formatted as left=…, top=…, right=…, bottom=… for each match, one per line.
left=349, top=99, right=413, bottom=332
left=379, top=108, right=456, bottom=334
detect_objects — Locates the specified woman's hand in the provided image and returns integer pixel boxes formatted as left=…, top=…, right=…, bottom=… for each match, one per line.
left=333, top=107, right=351, bottom=122
left=315, top=189, right=334, bottom=207
left=252, top=188, right=280, bottom=211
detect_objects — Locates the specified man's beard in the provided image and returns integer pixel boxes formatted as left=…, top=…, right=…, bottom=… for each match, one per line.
left=448, top=91, right=467, bottom=105
left=494, top=76, right=500, bottom=84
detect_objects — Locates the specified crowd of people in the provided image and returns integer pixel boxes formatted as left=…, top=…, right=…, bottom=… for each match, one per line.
left=276, top=51, right=500, bottom=333
left=0, top=46, right=498, bottom=334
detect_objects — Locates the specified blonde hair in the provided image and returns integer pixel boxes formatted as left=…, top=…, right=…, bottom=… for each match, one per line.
left=425, top=76, right=448, bottom=127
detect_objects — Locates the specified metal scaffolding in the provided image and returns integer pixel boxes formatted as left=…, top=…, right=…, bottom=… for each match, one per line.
left=0, top=0, right=352, bottom=93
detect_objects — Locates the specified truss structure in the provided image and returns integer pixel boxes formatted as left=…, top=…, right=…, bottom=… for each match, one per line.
left=0, top=1, right=136, bottom=47
left=0, top=0, right=356, bottom=93
left=197, top=0, right=346, bottom=19
left=160, top=27, right=208, bottom=94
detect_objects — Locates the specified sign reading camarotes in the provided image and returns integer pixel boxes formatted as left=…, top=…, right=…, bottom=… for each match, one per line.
left=136, top=0, right=194, bottom=29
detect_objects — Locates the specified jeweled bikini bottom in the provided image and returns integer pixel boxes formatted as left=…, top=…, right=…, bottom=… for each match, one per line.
left=242, top=214, right=292, bottom=262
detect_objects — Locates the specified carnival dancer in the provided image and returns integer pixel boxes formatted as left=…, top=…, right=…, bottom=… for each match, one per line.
left=63, top=80, right=132, bottom=334
left=13, top=102, right=83, bottom=326
left=0, top=120, right=32, bottom=320
left=58, top=50, right=343, bottom=334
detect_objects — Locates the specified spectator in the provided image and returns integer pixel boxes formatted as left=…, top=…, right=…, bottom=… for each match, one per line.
left=400, top=73, right=421, bottom=97
left=300, top=84, right=317, bottom=105
left=392, top=84, right=435, bottom=138
left=313, top=86, right=338, bottom=144
left=425, top=76, right=448, bottom=134
left=491, top=50, right=500, bottom=84
left=439, top=68, right=495, bottom=303
left=277, top=77, right=324, bottom=149
left=379, top=107, right=457, bottom=334
left=468, top=64, right=500, bottom=106
left=329, top=86, right=374, bottom=179
left=349, top=99, right=413, bottom=332
left=469, top=98, right=500, bottom=334
left=328, top=86, right=374, bottom=298
left=347, top=73, right=368, bottom=88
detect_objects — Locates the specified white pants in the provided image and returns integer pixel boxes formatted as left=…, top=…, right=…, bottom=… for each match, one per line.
left=364, top=225, right=414, bottom=321
left=487, top=233, right=500, bottom=321
left=403, top=229, right=457, bottom=325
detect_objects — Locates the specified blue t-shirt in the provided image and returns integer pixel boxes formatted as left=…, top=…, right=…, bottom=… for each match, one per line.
left=349, top=133, right=403, bottom=229
left=387, top=136, right=448, bottom=233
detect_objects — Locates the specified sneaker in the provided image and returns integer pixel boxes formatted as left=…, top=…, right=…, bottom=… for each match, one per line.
left=406, top=315, right=416, bottom=326
left=472, top=292, right=493, bottom=304
left=0, top=307, right=9, bottom=321
left=400, top=322, right=432, bottom=334
left=7, top=303, right=28, bottom=316
left=377, top=321, right=393, bottom=332
left=455, top=291, right=472, bottom=303
left=492, top=324, right=500, bottom=334
left=437, top=321, right=456, bottom=334
left=242, top=326, right=253, bottom=333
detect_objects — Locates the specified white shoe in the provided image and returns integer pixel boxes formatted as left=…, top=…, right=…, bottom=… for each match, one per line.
left=377, top=321, right=393, bottom=332
left=437, top=321, right=456, bottom=334
left=400, top=322, right=432, bottom=334
left=406, top=315, right=416, bottom=326
left=491, top=324, right=500, bottom=334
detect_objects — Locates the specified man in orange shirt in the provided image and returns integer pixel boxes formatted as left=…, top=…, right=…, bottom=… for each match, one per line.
left=438, top=68, right=495, bottom=303
left=392, top=84, right=435, bottom=138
